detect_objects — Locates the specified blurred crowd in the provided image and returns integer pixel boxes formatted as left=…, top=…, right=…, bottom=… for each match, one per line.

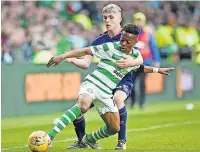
left=1, top=1, right=200, bottom=64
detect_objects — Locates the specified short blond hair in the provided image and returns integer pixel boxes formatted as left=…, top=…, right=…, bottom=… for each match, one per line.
left=102, top=4, right=122, bottom=14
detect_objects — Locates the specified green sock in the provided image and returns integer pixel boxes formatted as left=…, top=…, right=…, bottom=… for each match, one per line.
left=87, top=125, right=115, bottom=143
left=48, top=104, right=82, bottom=139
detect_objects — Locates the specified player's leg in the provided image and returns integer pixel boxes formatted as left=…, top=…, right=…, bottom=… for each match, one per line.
left=73, top=104, right=94, bottom=141
left=67, top=103, right=95, bottom=149
left=73, top=116, right=86, bottom=141
left=83, top=111, right=120, bottom=149
left=113, top=86, right=131, bottom=150
left=139, top=73, right=146, bottom=109
left=48, top=94, right=93, bottom=141
left=82, top=97, right=119, bottom=149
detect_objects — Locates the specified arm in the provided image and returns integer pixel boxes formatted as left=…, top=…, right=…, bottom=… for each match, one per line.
left=65, top=55, right=93, bottom=69
left=115, top=50, right=143, bottom=69
left=60, top=47, right=92, bottom=59
left=127, top=51, right=143, bottom=66
left=46, top=47, right=92, bottom=67
left=149, top=34, right=161, bottom=67
left=135, top=65, right=175, bottom=76
left=47, top=42, right=112, bottom=68
left=64, top=37, right=99, bottom=69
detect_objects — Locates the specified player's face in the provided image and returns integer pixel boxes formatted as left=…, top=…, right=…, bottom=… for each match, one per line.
left=120, top=31, right=138, bottom=53
left=103, top=12, right=122, bottom=31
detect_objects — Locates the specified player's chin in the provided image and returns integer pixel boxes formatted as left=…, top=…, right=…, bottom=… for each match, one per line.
left=121, top=48, right=127, bottom=52
left=121, top=48, right=125, bottom=51
left=106, top=25, right=113, bottom=30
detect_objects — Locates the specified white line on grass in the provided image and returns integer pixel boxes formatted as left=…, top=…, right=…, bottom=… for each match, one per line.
left=1, top=145, right=28, bottom=151
left=127, top=120, right=200, bottom=132
left=2, top=120, right=200, bottom=151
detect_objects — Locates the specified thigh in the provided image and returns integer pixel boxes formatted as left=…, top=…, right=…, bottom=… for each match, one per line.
left=77, top=94, right=93, bottom=109
left=78, top=81, right=97, bottom=100
left=77, top=81, right=96, bottom=113
left=113, top=89, right=128, bottom=109
left=113, top=85, right=132, bottom=101
left=94, top=97, right=118, bottom=116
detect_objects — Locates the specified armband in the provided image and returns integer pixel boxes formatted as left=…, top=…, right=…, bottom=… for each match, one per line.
left=153, top=67, right=159, bottom=73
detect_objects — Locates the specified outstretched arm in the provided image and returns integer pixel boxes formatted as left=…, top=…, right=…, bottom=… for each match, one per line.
left=135, top=65, right=175, bottom=76
left=65, top=55, right=93, bottom=69
left=46, top=47, right=92, bottom=67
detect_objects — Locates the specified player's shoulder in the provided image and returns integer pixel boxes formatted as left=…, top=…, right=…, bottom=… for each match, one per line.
left=133, top=43, right=140, bottom=51
left=133, top=46, right=139, bottom=51
left=92, top=31, right=108, bottom=43
left=131, top=45, right=140, bottom=57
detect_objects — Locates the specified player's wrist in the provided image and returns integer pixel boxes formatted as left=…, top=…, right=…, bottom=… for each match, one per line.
left=153, top=67, right=159, bottom=73
left=60, top=54, right=67, bottom=60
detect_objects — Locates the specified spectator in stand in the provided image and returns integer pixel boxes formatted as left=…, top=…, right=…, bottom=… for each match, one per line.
left=1, top=1, right=199, bottom=64
left=130, top=12, right=161, bottom=109
left=174, top=16, right=199, bottom=59
left=155, top=13, right=179, bottom=62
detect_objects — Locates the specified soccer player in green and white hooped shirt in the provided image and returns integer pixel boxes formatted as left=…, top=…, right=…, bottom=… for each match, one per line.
left=46, top=23, right=174, bottom=150
left=46, top=23, right=142, bottom=149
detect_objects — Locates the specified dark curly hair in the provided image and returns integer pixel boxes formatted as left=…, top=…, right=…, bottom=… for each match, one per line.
left=122, top=23, right=141, bottom=35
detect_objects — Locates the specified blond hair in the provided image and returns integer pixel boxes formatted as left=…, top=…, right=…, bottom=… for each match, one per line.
left=102, top=4, right=121, bottom=14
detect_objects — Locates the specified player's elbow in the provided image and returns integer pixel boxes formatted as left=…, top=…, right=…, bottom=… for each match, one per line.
left=82, top=64, right=90, bottom=69
left=85, top=47, right=92, bottom=55
left=81, top=62, right=90, bottom=69
left=85, top=63, right=90, bottom=69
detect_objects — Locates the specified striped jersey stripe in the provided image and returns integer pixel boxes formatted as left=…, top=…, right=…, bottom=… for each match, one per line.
left=89, top=42, right=140, bottom=94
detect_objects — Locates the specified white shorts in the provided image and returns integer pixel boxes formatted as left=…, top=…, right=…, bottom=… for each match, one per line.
left=78, top=81, right=118, bottom=115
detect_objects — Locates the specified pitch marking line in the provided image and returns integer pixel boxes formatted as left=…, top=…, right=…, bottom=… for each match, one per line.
left=2, top=120, right=200, bottom=151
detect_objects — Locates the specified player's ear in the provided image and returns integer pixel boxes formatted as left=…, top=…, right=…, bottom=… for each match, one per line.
left=120, top=16, right=122, bottom=23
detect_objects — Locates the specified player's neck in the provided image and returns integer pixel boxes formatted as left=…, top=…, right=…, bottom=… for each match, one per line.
left=107, top=26, right=122, bottom=38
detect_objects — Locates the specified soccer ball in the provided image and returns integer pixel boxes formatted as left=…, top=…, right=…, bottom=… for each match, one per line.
left=28, top=130, right=50, bottom=152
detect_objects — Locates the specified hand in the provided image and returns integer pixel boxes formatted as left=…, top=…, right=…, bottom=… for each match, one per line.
left=115, top=56, right=132, bottom=69
left=46, top=56, right=63, bottom=68
left=158, top=67, right=175, bottom=76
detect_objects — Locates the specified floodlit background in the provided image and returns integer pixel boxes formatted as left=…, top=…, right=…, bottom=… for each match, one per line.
left=1, top=1, right=200, bottom=151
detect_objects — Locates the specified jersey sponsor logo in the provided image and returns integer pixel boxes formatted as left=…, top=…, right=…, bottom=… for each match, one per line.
left=113, top=70, right=123, bottom=78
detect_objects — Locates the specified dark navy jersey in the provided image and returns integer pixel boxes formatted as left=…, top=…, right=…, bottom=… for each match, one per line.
left=92, top=31, right=121, bottom=45
left=91, top=31, right=137, bottom=89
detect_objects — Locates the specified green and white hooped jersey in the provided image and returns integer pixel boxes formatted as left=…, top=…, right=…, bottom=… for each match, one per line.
left=84, top=42, right=140, bottom=95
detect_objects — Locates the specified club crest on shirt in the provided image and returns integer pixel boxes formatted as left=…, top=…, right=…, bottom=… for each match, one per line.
left=87, top=88, right=93, bottom=93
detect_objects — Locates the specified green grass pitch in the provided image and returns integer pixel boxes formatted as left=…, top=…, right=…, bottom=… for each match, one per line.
left=2, top=100, right=200, bottom=152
